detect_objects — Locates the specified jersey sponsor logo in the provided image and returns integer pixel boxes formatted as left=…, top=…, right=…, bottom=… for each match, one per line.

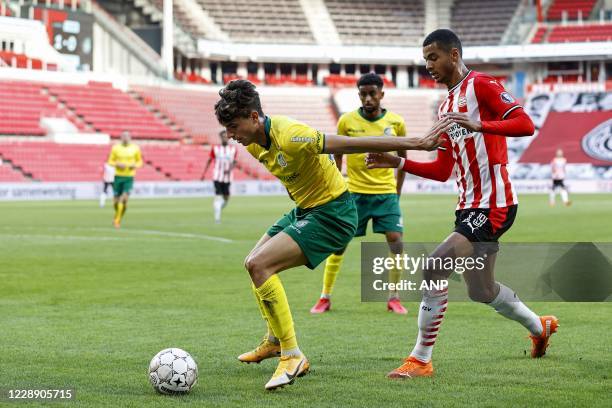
left=457, top=96, right=467, bottom=108
left=281, top=172, right=300, bottom=183
left=348, top=127, right=365, bottom=133
left=462, top=211, right=488, bottom=233
left=500, top=92, right=515, bottom=104
left=277, top=152, right=288, bottom=167
left=581, top=118, right=612, bottom=162
left=291, top=136, right=315, bottom=143
left=447, top=122, right=471, bottom=141
left=384, top=127, right=394, bottom=136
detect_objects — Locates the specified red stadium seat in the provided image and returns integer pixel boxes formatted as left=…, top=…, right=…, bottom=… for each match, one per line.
left=45, top=82, right=180, bottom=140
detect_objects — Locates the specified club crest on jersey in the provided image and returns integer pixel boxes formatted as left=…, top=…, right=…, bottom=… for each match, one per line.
left=384, top=127, right=394, bottom=136
left=277, top=152, right=287, bottom=167
left=500, top=92, right=515, bottom=104
left=457, top=96, right=467, bottom=108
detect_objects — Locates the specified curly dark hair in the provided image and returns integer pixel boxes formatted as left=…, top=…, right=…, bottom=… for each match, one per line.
left=357, top=72, right=384, bottom=89
left=214, top=79, right=264, bottom=125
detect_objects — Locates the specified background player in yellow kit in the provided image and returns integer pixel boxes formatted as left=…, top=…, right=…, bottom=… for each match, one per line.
left=311, top=73, right=409, bottom=315
left=107, top=131, right=142, bottom=228
left=214, top=80, right=449, bottom=390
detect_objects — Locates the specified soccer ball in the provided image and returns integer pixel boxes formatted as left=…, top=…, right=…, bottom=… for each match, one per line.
left=148, top=348, right=198, bottom=394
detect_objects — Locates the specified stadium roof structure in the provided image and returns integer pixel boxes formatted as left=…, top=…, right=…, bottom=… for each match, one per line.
left=197, top=39, right=612, bottom=65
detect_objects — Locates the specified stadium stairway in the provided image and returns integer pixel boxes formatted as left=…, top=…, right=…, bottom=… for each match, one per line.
left=0, top=154, right=32, bottom=182
left=127, top=89, right=191, bottom=142
left=44, top=81, right=180, bottom=140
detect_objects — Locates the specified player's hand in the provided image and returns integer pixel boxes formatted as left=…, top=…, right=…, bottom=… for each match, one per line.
left=443, top=112, right=482, bottom=132
left=116, top=163, right=126, bottom=170
left=418, top=118, right=453, bottom=151
left=366, top=152, right=401, bottom=169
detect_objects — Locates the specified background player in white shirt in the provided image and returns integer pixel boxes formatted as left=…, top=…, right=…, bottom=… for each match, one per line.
left=99, top=162, right=115, bottom=208
left=201, top=130, right=237, bottom=223
left=550, top=149, right=571, bottom=206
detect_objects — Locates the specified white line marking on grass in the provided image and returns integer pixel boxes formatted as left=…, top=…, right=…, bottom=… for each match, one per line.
left=0, top=233, right=126, bottom=242
left=0, top=226, right=235, bottom=244
left=113, top=229, right=234, bottom=243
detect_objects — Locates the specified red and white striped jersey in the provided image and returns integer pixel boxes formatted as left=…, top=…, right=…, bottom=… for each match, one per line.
left=210, top=144, right=237, bottom=183
left=438, top=70, right=522, bottom=210
left=551, top=157, right=567, bottom=180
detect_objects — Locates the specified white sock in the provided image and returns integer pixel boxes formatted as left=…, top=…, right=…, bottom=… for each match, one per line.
left=487, top=282, right=542, bottom=336
left=410, top=288, right=448, bottom=363
left=99, top=192, right=106, bottom=208
left=560, top=189, right=569, bottom=204
left=549, top=190, right=555, bottom=205
left=213, top=196, right=223, bottom=222
left=221, top=198, right=228, bottom=209
left=320, top=293, right=330, bottom=299
left=281, top=347, right=302, bottom=358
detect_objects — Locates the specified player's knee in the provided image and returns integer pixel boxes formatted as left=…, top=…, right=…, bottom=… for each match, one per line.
left=386, top=231, right=402, bottom=243
left=244, top=254, right=266, bottom=281
left=467, top=286, right=496, bottom=303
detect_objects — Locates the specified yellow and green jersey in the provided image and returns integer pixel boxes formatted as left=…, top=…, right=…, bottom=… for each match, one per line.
left=107, top=142, right=143, bottom=177
left=247, top=115, right=347, bottom=208
left=338, top=108, right=406, bottom=194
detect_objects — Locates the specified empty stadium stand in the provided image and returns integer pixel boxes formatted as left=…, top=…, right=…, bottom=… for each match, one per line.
left=134, top=85, right=337, bottom=141
left=324, top=0, right=424, bottom=46
left=547, top=23, right=612, bottom=42
left=325, top=74, right=394, bottom=88
left=150, top=0, right=209, bottom=38
left=144, top=144, right=209, bottom=180
left=46, top=81, right=180, bottom=140
left=0, top=80, right=76, bottom=136
left=196, top=0, right=315, bottom=44
left=0, top=161, right=26, bottom=181
left=531, top=25, right=548, bottom=43
left=546, top=0, right=596, bottom=21
left=451, top=0, right=520, bottom=45
left=131, top=85, right=220, bottom=143
left=0, top=141, right=233, bottom=181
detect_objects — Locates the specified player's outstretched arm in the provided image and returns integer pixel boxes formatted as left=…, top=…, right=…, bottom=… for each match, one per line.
left=323, top=118, right=451, bottom=154
left=444, top=110, right=534, bottom=137
left=367, top=135, right=454, bottom=182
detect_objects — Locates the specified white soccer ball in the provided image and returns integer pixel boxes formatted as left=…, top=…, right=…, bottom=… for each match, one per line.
left=148, top=348, right=198, bottom=394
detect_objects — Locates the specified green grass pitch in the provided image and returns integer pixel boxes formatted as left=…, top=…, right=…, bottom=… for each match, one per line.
left=0, top=194, right=610, bottom=407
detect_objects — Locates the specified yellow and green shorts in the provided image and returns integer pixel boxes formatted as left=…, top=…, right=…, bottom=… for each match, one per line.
left=351, top=192, right=403, bottom=237
left=113, top=176, right=134, bottom=197
left=267, top=191, right=357, bottom=269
